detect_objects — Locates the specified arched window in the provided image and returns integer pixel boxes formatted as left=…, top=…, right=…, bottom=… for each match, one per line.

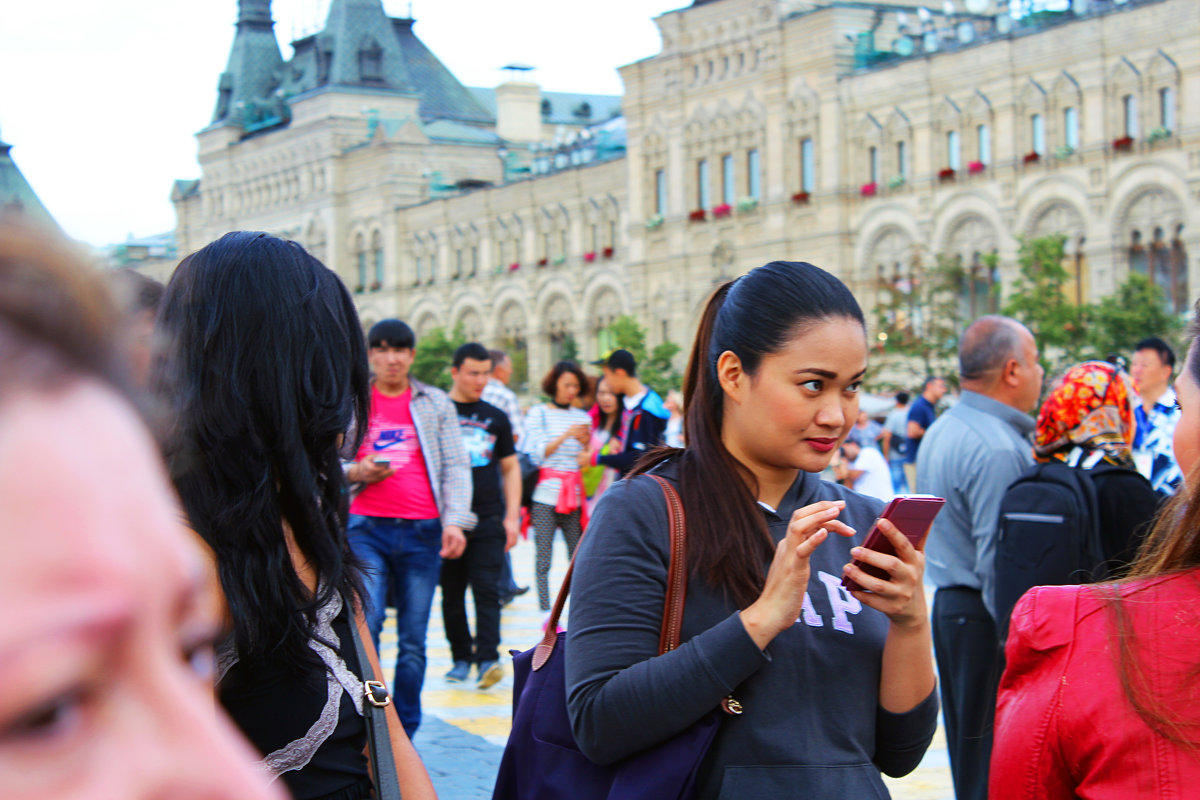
left=371, top=231, right=383, bottom=289
left=354, top=233, right=367, bottom=292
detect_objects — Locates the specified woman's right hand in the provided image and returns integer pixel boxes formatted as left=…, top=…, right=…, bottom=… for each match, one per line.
left=739, top=500, right=855, bottom=650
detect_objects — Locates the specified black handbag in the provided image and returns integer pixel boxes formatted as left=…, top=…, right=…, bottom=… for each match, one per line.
left=492, top=475, right=739, bottom=800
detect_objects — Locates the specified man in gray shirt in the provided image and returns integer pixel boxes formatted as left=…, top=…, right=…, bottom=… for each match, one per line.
left=916, top=315, right=1043, bottom=800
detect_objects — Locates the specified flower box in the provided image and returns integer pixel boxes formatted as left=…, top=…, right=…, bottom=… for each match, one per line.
left=552, top=255, right=565, bottom=266
left=602, top=246, right=614, bottom=259
left=492, top=265, right=504, bottom=276
left=967, top=161, right=986, bottom=174
left=791, top=191, right=811, bottom=205
left=353, top=284, right=365, bottom=294
left=736, top=196, right=758, bottom=212
left=712, top=203, right=733, bottom=218
left=1147, top=127, right=1171, bottom=144
left=369, top=281, right=382, bottom=291
left=1055, top=145, right=1075, bottom=159
left=887, top=175, right=906, bottom=190
left=508, top=262, right=520, bottom=272
left=1023, top=151, right=1041, bottom=164
left=688, top=209, right=707, bottom=222
left=1112, top=136, right=1134, bottom=152
left=938, top=168, right=956, bottom=182
left=644, top=214, right=664, bottom=230
left=860, top=182, right=878, bottom=197
left=537, top=257, right=548, bottom=267
left=583, top=251, right=596, bottom=263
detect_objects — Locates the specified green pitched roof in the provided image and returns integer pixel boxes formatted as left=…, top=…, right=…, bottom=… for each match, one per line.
left=469, top=87, right=621, bottom=126
left=211, top=0, right=285, bottom=124
left=0, top=139, right=57, bottom=229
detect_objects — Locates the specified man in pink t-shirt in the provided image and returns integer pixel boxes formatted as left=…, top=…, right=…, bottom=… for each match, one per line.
left=345, top=319, right=472, bottom=737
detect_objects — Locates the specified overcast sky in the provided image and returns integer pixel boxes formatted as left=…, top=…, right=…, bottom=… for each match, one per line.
left=1, top=0, right=682, bottom=248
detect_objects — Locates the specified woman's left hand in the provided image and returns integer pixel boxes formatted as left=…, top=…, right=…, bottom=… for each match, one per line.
left=841, top=518, right=928, bottom=629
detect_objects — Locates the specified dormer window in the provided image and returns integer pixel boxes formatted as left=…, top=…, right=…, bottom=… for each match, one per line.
left=541, top=98, right=552, bottom=117
left=359, top=39, right=383, bottom=82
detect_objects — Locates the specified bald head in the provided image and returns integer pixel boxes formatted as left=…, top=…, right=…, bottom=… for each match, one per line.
left=959, top=315, right=1043, bottom=411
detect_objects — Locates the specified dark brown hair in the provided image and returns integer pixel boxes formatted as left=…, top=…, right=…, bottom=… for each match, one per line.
left=0, top=219, right=126, bottom=399
left=541, top=360, right=590, bottom=402
left=1106, top=303, right=1200, bottom=746
left=634, top=261, right=865, bottom=606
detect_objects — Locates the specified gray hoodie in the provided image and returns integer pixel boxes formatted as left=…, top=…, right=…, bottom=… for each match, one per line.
left=565, top=459, right=937, bottom=799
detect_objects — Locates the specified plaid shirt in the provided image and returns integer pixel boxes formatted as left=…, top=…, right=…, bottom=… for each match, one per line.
left=482, top=378, right=524, bottom=444
left=405, top=377, right=475, bottom=530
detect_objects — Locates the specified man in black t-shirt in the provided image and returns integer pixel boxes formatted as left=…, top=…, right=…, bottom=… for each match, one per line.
left=441, top=343, right=522, bottom=689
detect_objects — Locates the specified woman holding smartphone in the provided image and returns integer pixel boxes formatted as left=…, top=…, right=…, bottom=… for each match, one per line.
left=565, top=261, right=937, bottom=798
left=522, top=360, right=592, bottom=611
left=991, top=306, right=1200, bottom=797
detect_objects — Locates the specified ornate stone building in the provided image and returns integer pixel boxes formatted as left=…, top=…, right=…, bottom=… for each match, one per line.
left=169, top=0, right=1198, bottom=385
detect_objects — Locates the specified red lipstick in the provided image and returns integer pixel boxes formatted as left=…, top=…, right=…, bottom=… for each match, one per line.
left=806, top=438, right=838, bottom=453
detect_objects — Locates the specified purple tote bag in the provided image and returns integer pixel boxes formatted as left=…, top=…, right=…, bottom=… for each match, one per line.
left=491, top=476, right=727, bottom=800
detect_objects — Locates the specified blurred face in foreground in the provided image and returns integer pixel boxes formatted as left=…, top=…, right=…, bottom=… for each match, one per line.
left=0, top=382, right=282, bottom=800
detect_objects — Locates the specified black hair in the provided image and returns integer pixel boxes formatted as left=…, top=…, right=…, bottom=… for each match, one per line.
left=896, top=391, right=910, bottom=405
left=1136, top=336, right=1176, bottom=371
left=151, top=231, right=369, bottom=673
left=594, top=374, right=624, bottom=438
left=453, top=342, right=491, bottom=369
left=541, top=360, right=589, bottom=402
left=922, top=375, right=944, bottom=390
left=634, top=260, right=865, bottom=606
left=369, top=318, right=415, bottom=350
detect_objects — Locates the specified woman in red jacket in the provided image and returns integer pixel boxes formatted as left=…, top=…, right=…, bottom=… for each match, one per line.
left=991, top=312, right=1200, bottom=797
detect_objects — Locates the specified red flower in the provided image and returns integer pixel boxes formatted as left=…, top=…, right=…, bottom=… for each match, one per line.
left=1112, top=135, right=1134, bottom=151
left=602, top=247, right=614, bottom=258
left=508, top=262, right=520, bottom=271
left=536, top=257, right=548, bottom=267
left=938, top=168, right=956, bottom=181
left=712, top=203, right=733, bottom=218
left=1023, top=151, right=1041, bottom=164
left=860, top=182, right=878, bottom=197
left=967, top=161, right=986, bottom=174
left=583, top=251, right=596, bottom=263
left=688, top=209, right=707, bottom=222
left=792, top=191, right=810, bottom=204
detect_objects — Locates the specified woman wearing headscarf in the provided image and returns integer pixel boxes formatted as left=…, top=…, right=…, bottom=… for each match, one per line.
left=1032, top=360, right=1159, bottom=575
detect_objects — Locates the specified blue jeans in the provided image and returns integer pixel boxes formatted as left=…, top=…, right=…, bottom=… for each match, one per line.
left=889, top=458, right=909, bottom=494
left=347, top=514, right=442, bottom=738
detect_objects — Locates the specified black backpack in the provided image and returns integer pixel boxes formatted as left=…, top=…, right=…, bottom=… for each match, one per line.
left=992, top=457, right=1122, bottom=639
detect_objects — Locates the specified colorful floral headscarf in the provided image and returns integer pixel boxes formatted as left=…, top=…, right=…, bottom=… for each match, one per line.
left=1034, top=360, right=1139, bottom=466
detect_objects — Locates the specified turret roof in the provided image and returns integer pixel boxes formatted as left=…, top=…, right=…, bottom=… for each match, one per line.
left=0, top=138, right=57, bottom=229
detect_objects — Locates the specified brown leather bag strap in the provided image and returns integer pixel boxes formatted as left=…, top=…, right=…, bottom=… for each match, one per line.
left=532, top=472, right=688, bottom=671
left=649, top=475, right=688, bottom=653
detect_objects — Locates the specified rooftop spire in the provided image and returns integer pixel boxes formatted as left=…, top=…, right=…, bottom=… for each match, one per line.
left=238, top=0, right=273, bottom=28
left=212, top=0, right=285, bottom=125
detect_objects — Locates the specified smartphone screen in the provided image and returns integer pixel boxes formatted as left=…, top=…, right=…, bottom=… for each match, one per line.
left=841, top=495, right=945, bottom=592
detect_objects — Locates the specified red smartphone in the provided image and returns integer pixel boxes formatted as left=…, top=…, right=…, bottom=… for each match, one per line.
left=841, top=495, right=945, bottom=592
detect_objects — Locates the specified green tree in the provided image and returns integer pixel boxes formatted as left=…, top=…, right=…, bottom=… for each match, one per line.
left=870, top=248, right=964, bottom=391
left=410, top=325, right=466, bottom=391
left=1001, top=235, right=1090, bottom=373
left=1088, top=273, right=1185, bottom=360
left=602, top=314, right=683, bottom=397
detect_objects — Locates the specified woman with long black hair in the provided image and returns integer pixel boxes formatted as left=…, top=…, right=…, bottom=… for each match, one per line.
left=565, top=261, right=937, bottom=798
left=151, top=232, right=435, bottom=800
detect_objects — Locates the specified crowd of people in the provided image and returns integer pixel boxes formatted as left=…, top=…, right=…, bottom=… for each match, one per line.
left=6, top=216, right=1200, bottom=800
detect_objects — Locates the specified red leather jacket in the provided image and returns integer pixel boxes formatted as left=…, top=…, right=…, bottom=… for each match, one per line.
left=991, top=572, right=1200, bottom=798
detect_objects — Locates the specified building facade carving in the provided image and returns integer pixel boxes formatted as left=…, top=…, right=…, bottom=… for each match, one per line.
left=150, top=0, right=1198, bottom=387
